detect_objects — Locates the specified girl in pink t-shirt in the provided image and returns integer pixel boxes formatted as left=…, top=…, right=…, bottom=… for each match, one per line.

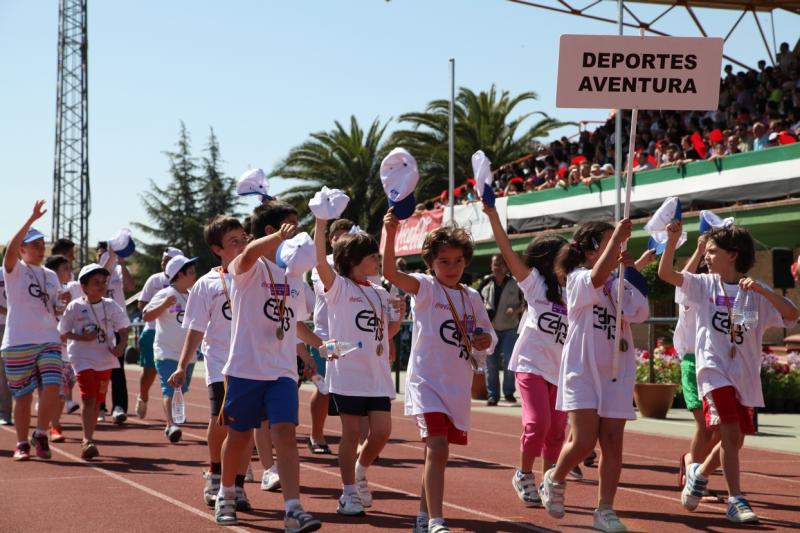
left=383, top=208, right=496, bottom=533
left=484, top=204, right=569, bottom=507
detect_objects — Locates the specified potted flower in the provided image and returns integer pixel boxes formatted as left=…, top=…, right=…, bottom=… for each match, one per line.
left=634, top=342, right=682, bottom=418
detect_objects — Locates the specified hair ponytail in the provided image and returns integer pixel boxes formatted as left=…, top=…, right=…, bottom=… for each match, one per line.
left=523, top=234, right=567, bottom=305
left=555, top=221, right=614, bottom=281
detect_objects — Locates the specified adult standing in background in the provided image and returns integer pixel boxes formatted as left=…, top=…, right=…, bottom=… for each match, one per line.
left=480, top=255, right=523, bottom=406
left=0, top=256, right=12, bottom=425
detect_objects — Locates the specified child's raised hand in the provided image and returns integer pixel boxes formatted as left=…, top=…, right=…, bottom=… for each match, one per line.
left=482, top=204, right=497, bottom=218
left=279, top=223, right=297, bottom=241
left=739, top=277, right=765, bottom=294
left=618, top=250, right=636, bottom=268
left=635, top=248, right=657, bottom=270
left=30, top=199, right=47, bottom=221
left=383, top=208, right=399, bottom=234
left=472, top=332, right=492, bottom=351
left=612, top=218, right=632, bottom=244
left=666, top=220, right=683, bottom=242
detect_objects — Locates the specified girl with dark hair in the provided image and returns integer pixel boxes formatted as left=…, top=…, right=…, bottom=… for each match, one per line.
left=484, top=205, right=569, bottom=508
left=541, top=218, right=650, bottom=533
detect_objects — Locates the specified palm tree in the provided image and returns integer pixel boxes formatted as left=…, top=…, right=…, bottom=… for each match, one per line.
left=388, top=85, right=568, bottom=202
left=272, top=116, right=390, bottom=234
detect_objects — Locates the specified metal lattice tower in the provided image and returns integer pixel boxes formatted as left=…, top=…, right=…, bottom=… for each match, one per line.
left=52, top=0, right=90, bottom=264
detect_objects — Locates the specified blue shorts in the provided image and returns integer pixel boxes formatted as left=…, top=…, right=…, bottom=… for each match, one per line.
left=310, top=346, right=326, bottom=378
left=222, top=376, right=298, bottom=432
left=139, top=329, right=156, bottom=368
left=155, top=359, right=194, bottom=397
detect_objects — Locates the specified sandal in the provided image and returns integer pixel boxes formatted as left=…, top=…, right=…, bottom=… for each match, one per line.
left=307, top=439, right=331, bottom=454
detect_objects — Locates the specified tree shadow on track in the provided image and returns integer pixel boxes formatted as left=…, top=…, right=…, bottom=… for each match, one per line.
left=299, top=483, right=418, bottom=504
left=621, top=461, right=678, bottom=475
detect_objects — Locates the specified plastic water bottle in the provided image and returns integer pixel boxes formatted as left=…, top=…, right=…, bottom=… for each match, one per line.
left=742, top=291, right=758, bottom=330
left=311, top=374, right=328, bottom=394
left=324, top=340, right=363, bottom=358
left=731, top=289, right=746, bottom=326
left=172, top=387, right=186, bottom=424
left=388, top=285, right=401, bottom=321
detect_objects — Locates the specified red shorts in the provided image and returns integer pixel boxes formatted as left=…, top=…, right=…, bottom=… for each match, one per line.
left=76, top=369, right=112, bottom=400
left=416, top=412, right=468, bottom=446
left=703, top=386, right=755, bottom=435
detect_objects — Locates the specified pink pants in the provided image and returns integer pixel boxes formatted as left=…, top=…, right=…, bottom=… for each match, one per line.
left=516, top=372, right=567, bottom=460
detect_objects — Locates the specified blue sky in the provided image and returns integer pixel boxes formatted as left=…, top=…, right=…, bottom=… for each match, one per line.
left=1, top=0, right=798, bottom=245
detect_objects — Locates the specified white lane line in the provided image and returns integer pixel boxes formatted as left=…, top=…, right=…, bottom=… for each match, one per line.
left=0, top=426, right=249, bottom=533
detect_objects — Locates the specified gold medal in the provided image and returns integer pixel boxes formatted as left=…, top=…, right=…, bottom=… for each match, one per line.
left=619, top=338, right=629, bottom=352
left=276, top=327, right=285, bottom=341
left=376, top=344, right=384, bottom=357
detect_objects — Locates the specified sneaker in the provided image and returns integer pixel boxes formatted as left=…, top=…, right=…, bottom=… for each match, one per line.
left=0, top=416, right=12, bottom=426
left=97, top=409, right=107, bottom=423
left=413, top=514, right=429, bottom=533
left=681, top=463, right=707, bottom=511
left=726, top=496, right=759, bottom=523
left=30, top=431, right=52, bottom=459
left=430, top=525, right=451, bottom=533
left=593, top=507, right=628, bottom=532
left=165, top=425, right=182, bottom=443
left=111, top=406, right=127, bottom=424
left=66, top=400, right=80, bottom=414
left=284, top=506, right=321, bottom=532
left=584, top=449, right=598, bottom=467
left=504, top=395, right=517, bottom=403
left=261, top=466, right=281, bottom=491
left=135, top=396, right=147, bottom=418
left=13, top=442, right=31, bottom=461
left=540, top=468, right=566, bottom=518
left=81, top=440, right=99, bottom=460
left=512, top=470, right=541, bottom=506
left=356, top=475, right=373, bottom=507
left=204, top=473, right=220, bottom=506
left=215, top=496, right=238, bottom=525
left=49, top=427, right=65, bottom=443
left=235, top=485, right=252, bottom=512
left=337, top=491, right=365, bottom=516
left=244, top=463, right=254, bottom=482
left=568, top=464, right=583, bottom=480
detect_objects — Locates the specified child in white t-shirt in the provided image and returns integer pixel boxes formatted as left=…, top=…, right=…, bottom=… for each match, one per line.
left=484, top=205, right=569, bottom=507
left=215, top=202, right=322, bottom=531
left=313, top=215, right=402, bottom=516
left=383, top=209, right=496, bottom=533
left=659, top=221, right=798, bottom=523
left=166, top=216, right=252, bottom=510
left=1, top=200, right=64, bottom=461
left=142, top=254, right=198, bottom=444
left=58, top=264, right=130, bottom=459
left=540, top=219, right=649, bottom=533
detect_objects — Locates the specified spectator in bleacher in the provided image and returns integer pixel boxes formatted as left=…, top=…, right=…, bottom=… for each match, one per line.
left=753, top=122, right=770, bottom=150
left=726, top=134, right=743, bottom=155
left=479, top=255, right=522, bottom=406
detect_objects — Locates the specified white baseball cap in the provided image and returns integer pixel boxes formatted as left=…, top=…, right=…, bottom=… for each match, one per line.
left=275, top=232, right=317, bottom=277
left=380, top=147, right=419, bottom=220
left=162, top=246, right=184, bottom=260
left=471, top=150, right=496, bottom=208
left=237, top=168, right=273, bottom=201
left=108, top=228, right=136, bottom=257
left=165, top=255, right=198, bottom=281
left=644, top=197, right=682, bottom=234
left=699, top=210, right=735, bottom=235
left=23, top=227, right=45, bottom=244
left=308, top=186, right=350, bottom=220
left=78, top=263, right=110, bottom=284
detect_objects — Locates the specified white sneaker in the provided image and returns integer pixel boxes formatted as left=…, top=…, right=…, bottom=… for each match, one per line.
left=429, top=524, right=451, bottom=533
left=244, top=463, right=254, bottom=482
left=356, top=476, right=373, bottom=508
left=540, top=468, right=566, bottom=518
left=204, top=473, right=220, bottom=507
left=65, top=400, right=80, bottom=414
left=261, top=466, right=281, bottom=491
left=135, top=396, right=147, bottom=418
left=726, top=496, right=759, bottom=523
left=165, top=424, right=182, bottom=443
left=512, top=470, right=541, bottom=506
left=337, top=491, right=365, bottom=515
left=412, top=514, right=429, bottom=533
left=593, top=507, right=628, bottom=532
left=97, top=409, right=107, bottom=423
left=111, top=406, right=127, bottom=424
left=681, top=463, right=707, bottom=511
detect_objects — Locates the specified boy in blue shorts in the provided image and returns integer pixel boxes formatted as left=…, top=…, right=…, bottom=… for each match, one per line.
left=216, top=201, right=321, bottom=532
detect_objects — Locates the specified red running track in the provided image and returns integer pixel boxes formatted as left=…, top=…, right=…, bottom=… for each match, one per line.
left=1, top=372, right=798, bottom=532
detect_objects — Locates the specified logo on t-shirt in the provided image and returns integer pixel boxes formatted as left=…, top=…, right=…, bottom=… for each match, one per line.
left=592, top=305, right=616, bottom=340
left=439, top=316, right=475, bottom=362
left=711, top=311, right=744, bottom=344
left=28, top=283, right=47, bottom=300
left=263, top=298, right=294, bottom=334
left=356, top=309, right=379, bottom=333
left=537, top=312, right=568, bottom=345
left=221, top=301, right=232, bottom=321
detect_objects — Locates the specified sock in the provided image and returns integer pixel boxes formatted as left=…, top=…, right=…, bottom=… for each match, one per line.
left=416, top=512, right=429, bottom=521
left=428, top=517, right=445, bottom=528
left=516, top=469, right=532, bottom=479
left=728, top=495, right=744, bottom=502
left=355, top=461, right=368, bottom=480
left=342, top=483, right=357, bottom=496
left=218, top=484, right=235, bottom=500
left=598, top=502, right=613, bottom=511
left=284, top=498, right=301, bottom=514
left=210, top=462, right=222, bottom=475
left=268, top=464, right=278, bottom=473
left=234, top=474, right=246, bottom=487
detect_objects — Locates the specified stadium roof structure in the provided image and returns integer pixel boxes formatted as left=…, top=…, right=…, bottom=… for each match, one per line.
left=506, top=0, right=800, bottom=70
